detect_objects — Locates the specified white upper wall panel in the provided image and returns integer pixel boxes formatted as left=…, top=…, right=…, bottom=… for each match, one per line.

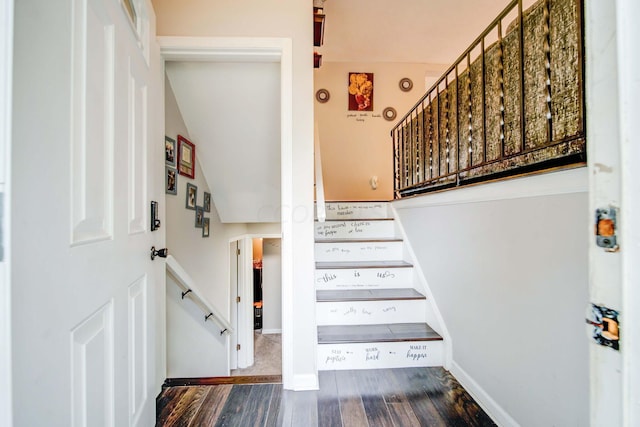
left=166, top=61, right=281, bottom=223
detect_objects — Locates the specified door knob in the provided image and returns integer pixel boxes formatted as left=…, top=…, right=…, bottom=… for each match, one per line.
left=150, top=246, right=168, bottom=260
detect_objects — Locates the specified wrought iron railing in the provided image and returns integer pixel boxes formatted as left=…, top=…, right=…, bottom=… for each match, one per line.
left=392, top=0, right=585, bottom=198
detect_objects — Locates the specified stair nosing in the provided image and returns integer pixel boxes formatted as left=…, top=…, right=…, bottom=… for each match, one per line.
left=316, top=288, right=425, bottom=302
left=316, top=261, right=413, bottom=269
left=316, top=218, right=395, bottom=222
left=315, top=238, right=403, bottom=243
left=317, top=322, right=442, bottom=344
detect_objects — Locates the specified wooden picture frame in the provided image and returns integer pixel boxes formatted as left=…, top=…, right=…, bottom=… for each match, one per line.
left=203, top=192, right=211, bottom=212
left=165, top=166, right=177, bottom=195
left=165, top=136, right=176, bottom=167
left=195, top=206, right=204, bottom=228
left=185, top=183, right=197, bottom=210
left=202, top=218, right=210, bottom=238
left=177, top=135, right=195, bottom=179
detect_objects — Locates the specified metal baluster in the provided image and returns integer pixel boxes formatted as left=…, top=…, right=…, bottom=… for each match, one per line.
left=544, top=0, right=553, bottom=142
left=455, top=63, right=461, bottom=185
left=428, top=95, right=434, bottom=180
left=499, top=21, right=506, bottom=158
left=518, top=0, right=526, bottom=152
left=445, top=75, right=450, bottom=174
left=481, top=37, right=487, bottom=164
left=467, top=52, right=473, bottom=167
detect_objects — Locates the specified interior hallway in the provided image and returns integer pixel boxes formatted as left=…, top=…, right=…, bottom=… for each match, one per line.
left=231, top=331, right=282, bottom=377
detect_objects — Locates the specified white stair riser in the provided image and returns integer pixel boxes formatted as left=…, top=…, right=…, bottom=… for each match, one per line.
left=318, top=341, right=443, bottom=371
left=317, top=300, right=426, bottom=326
left=315, top=267, right=412, bottom=290
left=315, top=220, right=396, bottom=240
left=315, top=241, right=404, bottom=262
left=320, top=202, right=391, bottom=220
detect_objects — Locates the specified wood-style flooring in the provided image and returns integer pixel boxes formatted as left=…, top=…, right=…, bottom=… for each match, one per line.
left=157, top=367, right=496, bottom=426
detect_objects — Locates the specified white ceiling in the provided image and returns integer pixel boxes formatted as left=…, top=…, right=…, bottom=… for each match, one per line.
left=319, top=0, right=516, bottom=64
left=166, top=61, right=281, bottom=223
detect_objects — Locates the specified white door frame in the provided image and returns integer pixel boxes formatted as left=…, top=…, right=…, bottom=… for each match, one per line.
left=230, top=233, right=281, bottom=371
left=229, top=240, right=239, bottom=371
left=0, top=0, right=13, bottom=425
left=616, top=0, right=640, bottom=424
left=159, top=36, right=294, bottom=385
left=587, top=1, right=640, bottom=425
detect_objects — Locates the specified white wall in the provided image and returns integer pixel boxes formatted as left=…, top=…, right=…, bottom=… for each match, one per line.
left=166, top=275, right=228, bottom=377
left=165, top=61, right=281, bottom=223
left=314, top=62, right=446, bottom=201
left=394, top=169, right=589, bottom=426
left=0, top=0, right=11, bottom=424
left=262, top=239, right=282, bottom=333
left=153, top=0, right=316, bottom=390
left=165, top=74, right=248, bottom=376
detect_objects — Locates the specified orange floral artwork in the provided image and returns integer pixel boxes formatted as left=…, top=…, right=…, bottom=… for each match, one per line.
left=348, top=72, right=374, bottom=111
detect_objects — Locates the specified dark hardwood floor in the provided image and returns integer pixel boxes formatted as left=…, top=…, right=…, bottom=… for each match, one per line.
left=156, top=367, right=496, bottom=426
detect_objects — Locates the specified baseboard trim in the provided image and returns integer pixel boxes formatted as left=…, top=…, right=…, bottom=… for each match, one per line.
left=163, top=375, right=282, bottom=387
left=450, top=361, right=520, bottom=427
left=261, top=328, right=282, bottom=334
left=291, top=373, right=319, bottom=391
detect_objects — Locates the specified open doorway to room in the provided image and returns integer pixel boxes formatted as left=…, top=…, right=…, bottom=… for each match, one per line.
left=231, top=237, right=282, bottom=376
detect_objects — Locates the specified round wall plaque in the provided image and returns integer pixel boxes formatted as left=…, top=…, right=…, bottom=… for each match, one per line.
left=315, top=89, right=330, bottom=103
left=383, top=107, right=397, bottom=121
left=399, top=77, right=413, bottom=92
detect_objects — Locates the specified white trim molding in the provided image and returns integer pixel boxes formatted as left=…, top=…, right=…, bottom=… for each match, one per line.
left=616, top=0, right=640, bottom=424
left=393, top=167, right=588, bottom=210
left=292, top=374, right=319, bottom=391
left=450, top=361, right=520, bottom=427
left=0, top=0, right=13, bottom=425
left=158, top=36, right=296, bottom=389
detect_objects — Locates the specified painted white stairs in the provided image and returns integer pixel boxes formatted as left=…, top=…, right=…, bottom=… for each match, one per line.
left=315, top=201, right=443, bottom=370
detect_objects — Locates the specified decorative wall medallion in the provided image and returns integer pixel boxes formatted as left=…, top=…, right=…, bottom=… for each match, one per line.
left=316, top=88, right=330, bottom=103
left=399, top=77, right=413, bottom=92
left=383, top=107, right=397, bottom=121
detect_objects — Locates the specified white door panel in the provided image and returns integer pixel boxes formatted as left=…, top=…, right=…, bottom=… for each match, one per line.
left=12, top=0, right=162, bottom=425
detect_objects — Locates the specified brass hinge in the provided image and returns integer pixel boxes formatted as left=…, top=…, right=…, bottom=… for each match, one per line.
left=237, top=248, right=241, bottom=255
left=237, top=296, right=241, bottom=303
left=237, top=344, right=241, bottom=351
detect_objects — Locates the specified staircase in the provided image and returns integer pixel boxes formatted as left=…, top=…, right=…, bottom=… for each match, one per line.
left=315, top=201, right=444, bottom=370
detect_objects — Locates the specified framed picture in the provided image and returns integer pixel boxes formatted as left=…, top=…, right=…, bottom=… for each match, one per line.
left=165, top=166, right=177, bottom=195
left=177, top=135, right=195, bottom=179
left=165, top=136, right=176, bottom=166
left=185, top=183, right=197, bottom=210
left=203, top=192, right=211, bottom=212
left=348, top=72, right=374, bottom=111
left=202, top=218, right=210, bottom=238
left=195, top=206, right=204, bottom=228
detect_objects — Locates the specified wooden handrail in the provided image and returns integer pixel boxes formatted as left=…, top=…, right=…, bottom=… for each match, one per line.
left=166, top=255, right=233, bottom=335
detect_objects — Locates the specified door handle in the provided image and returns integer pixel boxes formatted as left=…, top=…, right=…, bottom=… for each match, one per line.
left=150, top=246, right=168, bottom=260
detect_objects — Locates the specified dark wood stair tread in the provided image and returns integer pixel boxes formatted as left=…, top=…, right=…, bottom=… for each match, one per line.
left=317, top=218, right=395, bottom=222
left=317, top=288, right=425, bottom=302
left=316, top=260, right=413, bottom=269
left=163, top=375, right=282, bottom=387
left=315, top=238, right=402, bottom=243
left=318, top=323, right=442, bottom=344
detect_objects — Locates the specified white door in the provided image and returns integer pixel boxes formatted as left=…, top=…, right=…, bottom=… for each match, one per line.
left=586, top=1, right=640, bottom=425
left=11, top=0, right=163, bottom=425
left=229, top=240, right=239, bottom=370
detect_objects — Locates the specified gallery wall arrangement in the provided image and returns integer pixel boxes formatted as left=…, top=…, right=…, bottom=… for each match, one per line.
left=165, top=134, right=210, bottom=238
